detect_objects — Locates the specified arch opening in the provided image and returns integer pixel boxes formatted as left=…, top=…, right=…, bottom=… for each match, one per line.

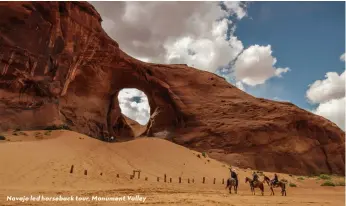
left=116, top=88, right=151, bottom=138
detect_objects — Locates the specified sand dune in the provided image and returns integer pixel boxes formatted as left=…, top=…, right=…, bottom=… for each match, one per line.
left=0, top=130, right=344, bottom=205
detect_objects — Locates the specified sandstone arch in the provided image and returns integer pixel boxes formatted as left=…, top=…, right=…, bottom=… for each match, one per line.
left=0, top=2, right=344, bottom=175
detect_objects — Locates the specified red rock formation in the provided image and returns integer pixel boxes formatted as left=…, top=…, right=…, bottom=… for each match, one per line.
left=0, top=2, right=344, bottom=175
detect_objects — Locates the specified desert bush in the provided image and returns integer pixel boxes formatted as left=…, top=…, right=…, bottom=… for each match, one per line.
left=197, top=154, right=201, bottom=158
left=44, top=124, right=70, bottom=130
left=202, top=152, right=207, bottom=158
left=44, top=130, right=52, bottom=135
left=0, top=135, right=5, bottom=140
left=14, top=128, right=21, bottom=132
left=35, top=132, right=43, bottom=140
left=335, top=181, right=345, bottom=186
left=319, top=174, right=331, bottom=180
left=12, top=133, right=18, bottom=136
left=321, top=180, right=335, bottom=186
left=289, top=182, right=297, bottom=187
left=297, top=177, right=305, bottom=180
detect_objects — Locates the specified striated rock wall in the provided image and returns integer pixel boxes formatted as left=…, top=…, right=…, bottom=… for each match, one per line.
left=0, top=2, right=344, bottom=175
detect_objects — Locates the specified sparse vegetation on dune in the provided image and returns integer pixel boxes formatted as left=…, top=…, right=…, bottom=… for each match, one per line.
left=0, top=135, right=5, bottom=140
left=335, top=181, right=345, bottom=186
left=318, top=174, right=331, bottom=180
left=321, top=180, right=335, bottom=187
left=44, top=124, right=70, bottom=131
left=202, top=152, right=207, bottom=158
left=35, top=132, right=43, bottom=140
left=289, top=182, right=297, bottom=187
left=297, top=177, right=305, bottom=180
left=44, top=130, right=52, bottom=136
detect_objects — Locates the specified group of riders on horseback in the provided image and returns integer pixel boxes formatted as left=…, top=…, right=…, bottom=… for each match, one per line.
left=226, top=168, right=286, bottom=196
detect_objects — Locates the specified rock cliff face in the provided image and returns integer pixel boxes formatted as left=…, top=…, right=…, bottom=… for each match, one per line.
left=0, top=2, right=344, bottom=175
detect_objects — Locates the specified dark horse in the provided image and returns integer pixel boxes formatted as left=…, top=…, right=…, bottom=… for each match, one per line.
left=225, top=178, right=238, bottom=194
left=263, top=176, right=287, bottom=196
left=245, top=177, right=264, bottom=196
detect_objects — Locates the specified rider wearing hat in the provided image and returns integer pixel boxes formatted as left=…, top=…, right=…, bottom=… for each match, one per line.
left=272, top=173, right=279, bottom=185
left=252, top=171, right=259, bottom=185
left=230, top=168, right=238, bottom=187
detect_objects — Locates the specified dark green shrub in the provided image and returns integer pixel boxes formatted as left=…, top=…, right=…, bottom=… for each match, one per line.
left=0, top=135, right=5, bottom=140
left=289, top=182, right=297, bottom=187
left=202, top=152, right=207, bottom=158
left=319, top=174, right=331, bottom=180
left=44, top=124, right=70, bottom=130
left=321, top=181, right=335, bottom=186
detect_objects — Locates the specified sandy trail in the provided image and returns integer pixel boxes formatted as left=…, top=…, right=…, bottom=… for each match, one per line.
left=0, top=130, right=344, bottom=205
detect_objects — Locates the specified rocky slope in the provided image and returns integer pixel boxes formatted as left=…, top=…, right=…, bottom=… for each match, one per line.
left=0, top=2, right=344, bottom=175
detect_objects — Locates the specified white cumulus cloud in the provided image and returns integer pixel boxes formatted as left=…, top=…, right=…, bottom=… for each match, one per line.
left=306, top=71, right=345, bottom=104
left=117, top=88, right=150, bottom=125
left=223, top=1, right=248, bottom=19
left=233, top=45, right=290, bottom=86
left=306, top=68, right=345, bottom=130
left=313, top=97, right=345, bottom=130
left=91, top=1, right=247, bottom=72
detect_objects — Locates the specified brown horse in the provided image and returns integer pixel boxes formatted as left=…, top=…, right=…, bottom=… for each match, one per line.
left=263, top=176, right=287, bottom=196
left=225, top=178, right=238, bottom=194
left=245, top=177, right=264, bottom=196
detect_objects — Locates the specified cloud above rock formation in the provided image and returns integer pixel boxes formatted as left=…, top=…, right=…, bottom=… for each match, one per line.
left=306, top=54, right=345, bottom=130
left=233, top=45, right=290, bottom=86
left=91, top=2, right=287, bottom=80
left=90, top=1, right=290, bottom=122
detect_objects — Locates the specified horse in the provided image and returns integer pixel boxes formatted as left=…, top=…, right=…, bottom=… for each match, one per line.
left=225, top=178, right=238, bottom=194
left=245, top=177, right=264, bottom=196
left=263, top=176, right=287, bottom=196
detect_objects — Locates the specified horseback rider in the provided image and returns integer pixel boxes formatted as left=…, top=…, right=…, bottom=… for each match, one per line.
left=272, top=173, right=279, bottom=185
left=252, top=171, right=259, bottom=185
left=230, top=168, right=238, bottom=187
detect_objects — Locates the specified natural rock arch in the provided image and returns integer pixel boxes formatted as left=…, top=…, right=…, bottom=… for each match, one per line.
left=104, top=72, right=184, bottom=141
left=0, top=2, right=343, bottom=176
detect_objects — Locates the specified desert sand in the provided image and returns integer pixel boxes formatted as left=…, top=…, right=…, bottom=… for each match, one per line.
left=0, top=130, right=344, bottom=206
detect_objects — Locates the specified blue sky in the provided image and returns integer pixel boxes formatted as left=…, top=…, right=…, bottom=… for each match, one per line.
left=233, top=1, right=345, bottom=111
